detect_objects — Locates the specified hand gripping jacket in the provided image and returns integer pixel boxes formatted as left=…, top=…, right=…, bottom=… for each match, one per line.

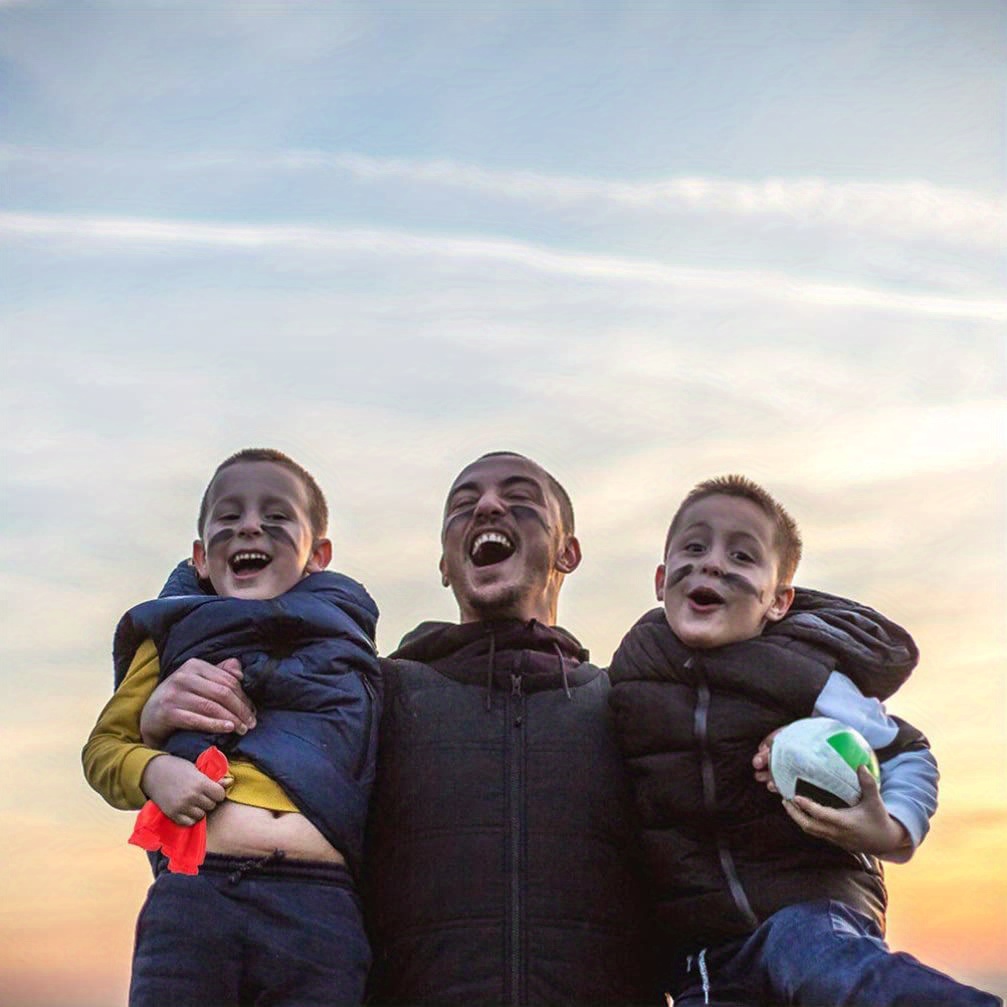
left=608, top=588, right=927, bottom=956
left=364, top=619, right=656, bottom=1006
left=113, top=561, right=381, bottom=876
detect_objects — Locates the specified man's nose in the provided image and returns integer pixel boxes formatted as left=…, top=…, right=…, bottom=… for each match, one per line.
left=473, top=492, right=506, bottom=519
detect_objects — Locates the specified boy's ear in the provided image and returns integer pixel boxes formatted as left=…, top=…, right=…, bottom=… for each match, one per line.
left=554, top=534, right=582, bottom=575
left=192, top=540, right=209, bottom=579
left=654, top=564, right=667, bottom=601
left=306, top=538, right=332, bottom=574
left=764, top=584, right=795, bottom=624
left=439, top=554, right=450, bottom=588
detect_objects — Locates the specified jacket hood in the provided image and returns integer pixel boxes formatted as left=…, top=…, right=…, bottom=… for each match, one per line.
left=621, top=586, right=917, bottom=701
left=766, top=586, right=918, bottom=699
left=390, top=618, right=596, bottom=695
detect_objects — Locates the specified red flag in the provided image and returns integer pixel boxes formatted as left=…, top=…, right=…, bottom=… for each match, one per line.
left=128, top=746, right=230, bottom=875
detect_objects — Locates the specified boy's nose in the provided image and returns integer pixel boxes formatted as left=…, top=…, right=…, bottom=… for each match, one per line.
left=237, top=513, right=264, bottom=535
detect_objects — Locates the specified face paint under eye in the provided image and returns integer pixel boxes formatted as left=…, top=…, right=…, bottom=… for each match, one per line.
left=719, top=571, right=762, bottom=599
left=510, top=504, right=550, bottom=532
left=261, top=523, right=298, bottom=550
left=666, top=564, right=693, bottom=587
left=207, top=528, right=236, bottom=550
left=443, top=506, right=474, bottom=534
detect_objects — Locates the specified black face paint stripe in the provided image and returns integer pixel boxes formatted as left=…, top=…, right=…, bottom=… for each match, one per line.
left=667, top=563, right=763, bottom=600
left=666, top=563, right=693, bottom=586
left=720, top=571, right=762, bottom=598
left=207, top=528, right=235, bottom=550
left=205, top=524, right=298, bottom=552
left=443, top=502, right=550, bottom=536
left=261, top=524, right=297, bottom=550
left=510, top=504, right=549, bottom=532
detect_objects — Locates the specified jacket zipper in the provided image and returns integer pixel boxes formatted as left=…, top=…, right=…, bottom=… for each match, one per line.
left=690, top=656, right=760, bottom=931
left=509, top=668, right=525, bottom=1007
left=354, top=671, right=378, bottom=779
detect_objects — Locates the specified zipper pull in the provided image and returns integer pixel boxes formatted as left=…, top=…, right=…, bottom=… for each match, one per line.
left=511, top=673, right=522, bottom=697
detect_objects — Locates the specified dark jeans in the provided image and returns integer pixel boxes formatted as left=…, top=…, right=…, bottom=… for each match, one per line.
left=671, top=899, right=1001, bottom=1007
left=129, top=852, right=370, bottom=1007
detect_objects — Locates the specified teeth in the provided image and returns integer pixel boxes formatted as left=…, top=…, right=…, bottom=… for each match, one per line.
left=471, top=531, right=513, bottom=556
left=231, top=552, right=270, bottom=564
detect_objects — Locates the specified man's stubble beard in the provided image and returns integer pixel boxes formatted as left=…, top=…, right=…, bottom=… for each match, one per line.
left=467, top=583, right=528, bottom=621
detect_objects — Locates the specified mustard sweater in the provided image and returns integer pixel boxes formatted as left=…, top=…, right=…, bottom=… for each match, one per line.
left=82, top=638, right=297, bottom=813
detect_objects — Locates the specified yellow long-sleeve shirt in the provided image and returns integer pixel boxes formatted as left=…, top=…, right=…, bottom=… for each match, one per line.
left=82, top=638, right=297, bottom=813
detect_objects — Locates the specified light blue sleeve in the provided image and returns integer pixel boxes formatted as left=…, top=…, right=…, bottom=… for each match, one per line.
left=814, top=671, right=939, bottom=861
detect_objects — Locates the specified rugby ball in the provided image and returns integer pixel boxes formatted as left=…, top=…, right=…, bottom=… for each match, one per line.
left=769, top=717, right=879, bottom=808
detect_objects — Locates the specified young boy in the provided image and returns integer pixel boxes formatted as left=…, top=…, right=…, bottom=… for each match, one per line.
left=83, top=448, right=381, bottom=1007
left=608, top=475, right=1000, bottom=1006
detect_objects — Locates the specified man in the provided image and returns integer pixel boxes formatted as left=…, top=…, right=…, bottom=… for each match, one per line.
left=139, top=452, right=654, bottom=1005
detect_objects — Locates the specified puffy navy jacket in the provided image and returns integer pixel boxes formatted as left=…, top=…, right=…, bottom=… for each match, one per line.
left=608, top=588, right=924, bottom=956
left=365, top=619, right=656, bottom=1006
left=113, top=561, right=381, bottom=875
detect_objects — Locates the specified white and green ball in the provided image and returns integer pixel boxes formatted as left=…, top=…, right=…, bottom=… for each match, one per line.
left=770, top=717, right=880, bottom=808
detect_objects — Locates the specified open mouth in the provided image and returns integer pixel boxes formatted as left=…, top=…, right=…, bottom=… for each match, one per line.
left=688, top=586, right=725, bottom=607
left=470, top=531, right=516, bottom=568
left=229, top=551, right=272, bottom=575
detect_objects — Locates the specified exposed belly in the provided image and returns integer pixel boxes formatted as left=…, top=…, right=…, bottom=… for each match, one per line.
left=205, top=799, right=345, bottom=865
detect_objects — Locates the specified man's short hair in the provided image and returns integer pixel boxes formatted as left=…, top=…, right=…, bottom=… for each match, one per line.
left=476, top=451, right=575, bottom=536
left=664, top=474, right=801, bottom=584
left=197, top=448, right=329, bottom=540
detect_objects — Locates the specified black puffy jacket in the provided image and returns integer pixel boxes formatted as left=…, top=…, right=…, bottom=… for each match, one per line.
left=608, top=589, right=923, bottom=957
left=365, top=619, right=655, bottom=1006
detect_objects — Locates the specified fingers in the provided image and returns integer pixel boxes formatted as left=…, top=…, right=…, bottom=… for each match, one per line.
left=148, top=658, right=256, bottom=737
left=166, top=778, right=228, bottom=826
left=857, top=766, right=881, bottom=801
left=217, top=657, right=243, bottom=679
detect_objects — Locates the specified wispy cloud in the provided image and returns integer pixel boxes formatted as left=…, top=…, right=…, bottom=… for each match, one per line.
left=3, top=211, right=1004, bottom=321
left=2, top=146, right=1002, bottom=248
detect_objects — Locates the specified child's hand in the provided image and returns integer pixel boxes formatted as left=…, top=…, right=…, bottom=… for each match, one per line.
left=752, top=729, right=781, bottom=792
left=782, top=767, right=911, bottom=857
left=140, top=754, right=228, bottom=827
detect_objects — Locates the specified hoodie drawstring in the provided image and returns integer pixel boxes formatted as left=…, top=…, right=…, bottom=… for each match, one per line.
left=685, top=949, right=711, bottom=1004
left=553, top=642, right=572, bottom=700
left=484, top=628, right=497, bottom=711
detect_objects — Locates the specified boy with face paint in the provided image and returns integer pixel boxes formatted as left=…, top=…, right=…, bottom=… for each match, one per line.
left=83, top=448, right=380, bottom=1007
left=608, top=475, right=999, bottom=1006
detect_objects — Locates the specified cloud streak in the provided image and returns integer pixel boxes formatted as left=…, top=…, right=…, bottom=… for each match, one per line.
left=3, top=145, right=1002, bottom=248
left=3, top=211, right=1005, bottom=321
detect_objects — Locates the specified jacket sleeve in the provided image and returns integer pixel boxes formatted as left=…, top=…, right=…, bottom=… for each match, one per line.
left=814, top=670, right=938, bottom=859
left=81, top=639, right=165, bottom=810
left=239, top=641, right=380, bottom=712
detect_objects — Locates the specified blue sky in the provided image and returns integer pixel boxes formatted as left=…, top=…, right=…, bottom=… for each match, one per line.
left=1, top=3, right=1004, bottom=1004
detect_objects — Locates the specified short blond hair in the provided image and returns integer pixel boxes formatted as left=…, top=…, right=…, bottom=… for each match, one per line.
left=664, top=474, right=802, bottom=584
left=197, top=448, right=328, bottom=539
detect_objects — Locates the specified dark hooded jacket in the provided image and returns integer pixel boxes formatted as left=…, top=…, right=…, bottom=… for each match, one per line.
left=113, top=560, right=381, bottom=875
left=365, top=619, right=655, bottom=1006
left=608, top=587, right=925, bottom=957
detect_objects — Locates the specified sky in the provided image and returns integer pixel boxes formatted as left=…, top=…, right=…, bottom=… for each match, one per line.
left=0, top=2, right=1004, bottom=1004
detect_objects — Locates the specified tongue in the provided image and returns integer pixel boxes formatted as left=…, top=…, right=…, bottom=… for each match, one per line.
left=472, top=541, right=514, bottom=568
left=232, top=558, right=270, bottom=574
